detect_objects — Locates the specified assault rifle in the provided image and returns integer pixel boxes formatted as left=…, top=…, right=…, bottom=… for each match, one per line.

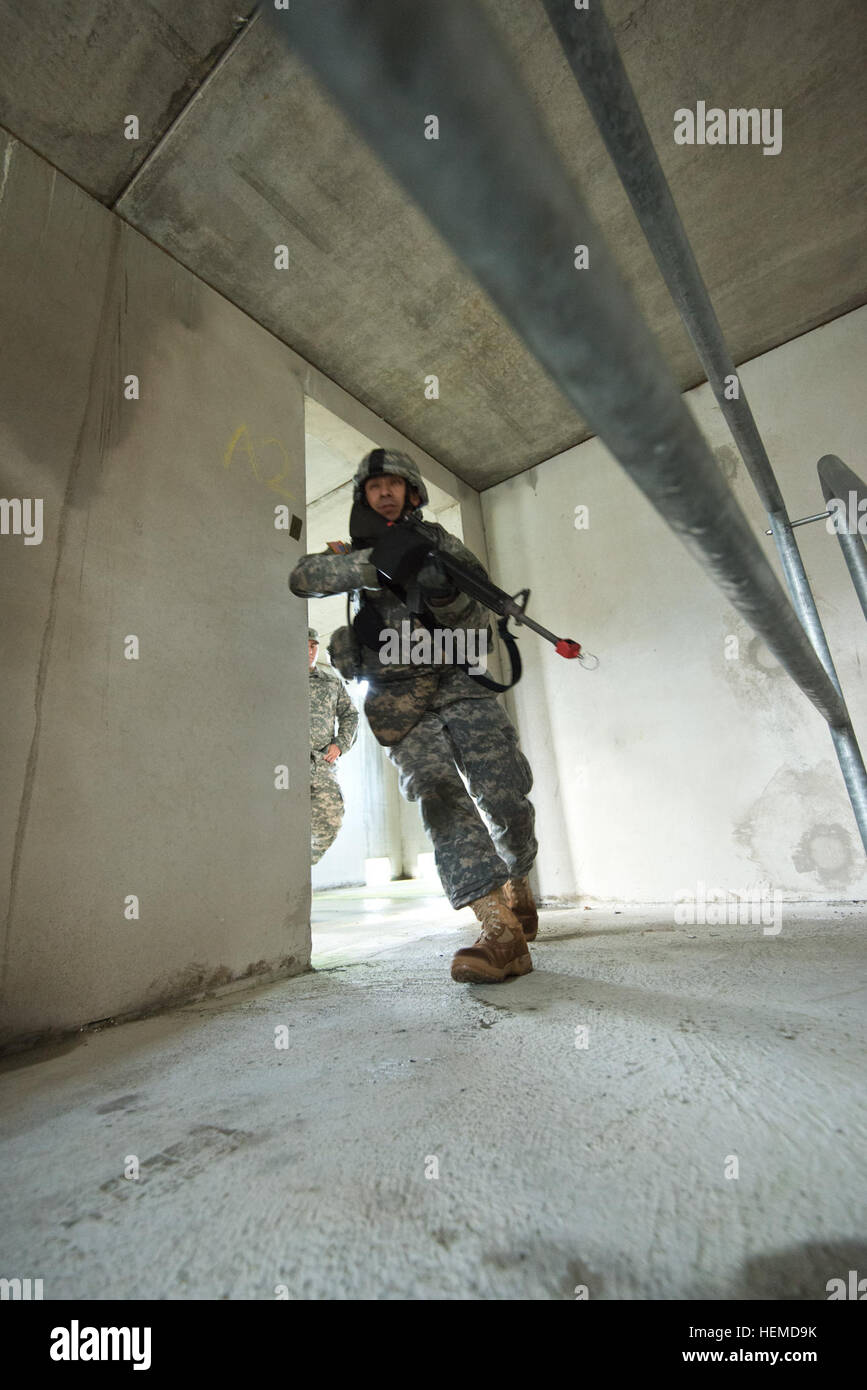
left=348, top=501, right=594, bottom=678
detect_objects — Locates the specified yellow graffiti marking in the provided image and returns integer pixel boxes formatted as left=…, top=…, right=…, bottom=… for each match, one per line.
left=260, top=435, right=296, bottom=502
left=223, top=425, right=297, bottom=502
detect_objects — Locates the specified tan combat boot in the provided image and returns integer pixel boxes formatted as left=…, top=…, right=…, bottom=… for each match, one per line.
left=451, top=887, right=533, bottom=984
left=503, top=876, right=538, bottom=942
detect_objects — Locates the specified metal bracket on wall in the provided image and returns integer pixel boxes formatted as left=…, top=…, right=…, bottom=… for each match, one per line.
left=764, top=513, right=832, bottom=535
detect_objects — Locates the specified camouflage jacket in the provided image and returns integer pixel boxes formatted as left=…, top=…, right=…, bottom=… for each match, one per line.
left=290, top=520, right=498, bottom=743
left=309, top=664, right=358, bottom=757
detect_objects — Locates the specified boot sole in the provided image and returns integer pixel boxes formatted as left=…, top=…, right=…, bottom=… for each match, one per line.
left=450, top=952, right=533, bottom=984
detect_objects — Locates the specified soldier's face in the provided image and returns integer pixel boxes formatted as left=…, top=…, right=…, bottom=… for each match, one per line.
left=364, top=475, right=420, bottom=521
left=308, top=640, right=319, bottom=669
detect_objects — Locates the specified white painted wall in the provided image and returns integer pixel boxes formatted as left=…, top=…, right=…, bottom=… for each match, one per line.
left=484, top=307, right=867, bottom=903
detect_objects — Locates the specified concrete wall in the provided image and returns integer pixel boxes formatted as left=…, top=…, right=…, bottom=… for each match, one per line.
left=0, top=137, right=312, bottom=1046
left=484, top=307, right=867, bottom=904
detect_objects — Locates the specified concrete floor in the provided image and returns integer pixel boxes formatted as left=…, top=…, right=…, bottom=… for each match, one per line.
left=310, top=878, right=469, bottom=967
left=1, top=896, right=865, bottom=1300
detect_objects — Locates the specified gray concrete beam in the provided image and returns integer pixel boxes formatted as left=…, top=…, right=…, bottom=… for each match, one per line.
left=2, top=0, right=865, bottom=487
left=0, top=0, right=257, bottom=203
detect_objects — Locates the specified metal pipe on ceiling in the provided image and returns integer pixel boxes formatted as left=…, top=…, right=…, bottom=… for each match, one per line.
left=266, top=0, right=866, bottom=845
left=819, top=455, right=867, bottom=622
left=540, top=0, right=867, bottom=846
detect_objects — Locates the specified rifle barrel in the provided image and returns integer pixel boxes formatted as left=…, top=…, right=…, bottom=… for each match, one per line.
left=409, top=517, right=565, bottom=648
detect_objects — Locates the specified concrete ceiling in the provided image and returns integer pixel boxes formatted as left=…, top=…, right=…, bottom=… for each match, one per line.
left=2, top=0, right=865, bottom=490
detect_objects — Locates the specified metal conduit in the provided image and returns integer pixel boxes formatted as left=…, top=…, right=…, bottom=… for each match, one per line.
left=266, top=0, right=866, bottom=846
left=540, top=1, right=787, bottom=515
left=819, top=455, right=867, bottom=622
left=540, top=0, right=867, bottom=849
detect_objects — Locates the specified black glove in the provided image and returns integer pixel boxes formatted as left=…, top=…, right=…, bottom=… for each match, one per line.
left=369, top=525, right=432, bottom=585
left=417, top=556, right=457, bottom=600
left=349, top=503, right=432, bottom=584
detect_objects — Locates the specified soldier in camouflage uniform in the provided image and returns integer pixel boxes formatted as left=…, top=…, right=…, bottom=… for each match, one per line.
left=307, top=626, right=358, bottom=865
left=290, top=449, right=539, bottom=984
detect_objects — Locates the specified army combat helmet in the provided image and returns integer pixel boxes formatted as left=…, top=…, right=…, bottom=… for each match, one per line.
left=352, top=447, right=429, bottom=510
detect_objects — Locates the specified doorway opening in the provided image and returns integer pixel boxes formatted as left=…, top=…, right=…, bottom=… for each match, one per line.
left=303, top=398, right=468, bottom=965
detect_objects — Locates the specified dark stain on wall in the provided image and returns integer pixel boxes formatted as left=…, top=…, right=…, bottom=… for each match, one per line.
left=792, top=822, right=856, bottom=889
left=734, top=763, right=862, bottom=892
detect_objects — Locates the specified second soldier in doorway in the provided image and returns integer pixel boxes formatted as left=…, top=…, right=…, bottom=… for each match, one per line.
left=290, top=450, right=539, bottom=983
left=308, top=627, right=358, bottom=865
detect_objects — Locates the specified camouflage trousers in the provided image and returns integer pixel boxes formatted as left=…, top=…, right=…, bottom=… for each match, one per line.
left=386, top=697, right=537, bottom=909
left=310, top=754, right=345, bottom=865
